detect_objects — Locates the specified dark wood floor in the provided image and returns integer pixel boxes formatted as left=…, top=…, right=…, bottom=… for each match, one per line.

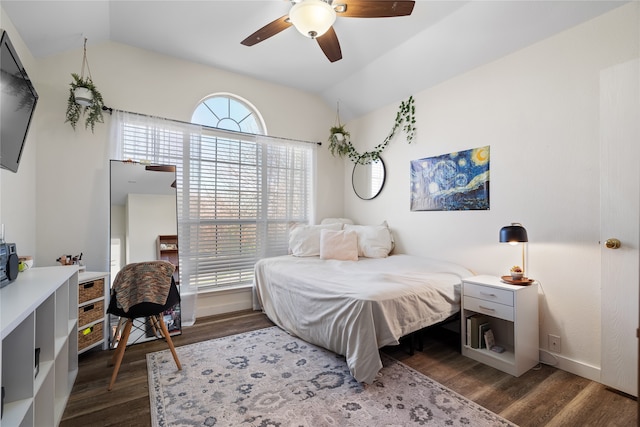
left=61, top=310, right=637, bottom=427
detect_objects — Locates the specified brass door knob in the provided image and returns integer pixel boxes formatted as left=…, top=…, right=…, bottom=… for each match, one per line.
left=605, top=238, right=621, bottom=249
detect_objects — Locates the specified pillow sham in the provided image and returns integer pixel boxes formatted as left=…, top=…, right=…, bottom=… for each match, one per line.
left=320, top=218, right=354, bottom=227
left=289, top=223, right=342, bottom=257
left=344, top=221, right=394, bottom=258
left=320, top=229, right=359, bottom=261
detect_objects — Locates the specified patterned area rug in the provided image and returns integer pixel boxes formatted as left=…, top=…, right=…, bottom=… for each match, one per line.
left=147, top=327, right=516, bottom=426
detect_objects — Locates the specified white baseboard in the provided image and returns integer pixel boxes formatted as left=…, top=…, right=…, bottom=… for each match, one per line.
left=539, top=349, right=600, bottom=383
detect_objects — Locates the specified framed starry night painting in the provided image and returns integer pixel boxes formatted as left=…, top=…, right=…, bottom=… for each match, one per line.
left=410, top=146, right=490, bottom=211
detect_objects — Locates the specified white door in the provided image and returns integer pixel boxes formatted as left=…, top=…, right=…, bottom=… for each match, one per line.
left=600, top=59, right=640, bottom=397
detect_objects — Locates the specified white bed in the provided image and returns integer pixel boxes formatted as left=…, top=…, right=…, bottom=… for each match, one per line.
left=252, top=254, right=473, bottom=384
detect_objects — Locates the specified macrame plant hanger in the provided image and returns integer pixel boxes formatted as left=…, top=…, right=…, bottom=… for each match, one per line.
left=73, top=37, right=94, bottom=107
left=333, top=101, right=348, bottom=143
left=80, top=37, right=93, bottom=83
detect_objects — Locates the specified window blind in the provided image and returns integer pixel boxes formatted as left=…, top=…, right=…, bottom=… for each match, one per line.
left=112, top=111, right=315, bottom=293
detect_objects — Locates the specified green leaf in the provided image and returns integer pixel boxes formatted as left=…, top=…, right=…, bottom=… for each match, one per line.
left=65, top=73, right=105, bottom=133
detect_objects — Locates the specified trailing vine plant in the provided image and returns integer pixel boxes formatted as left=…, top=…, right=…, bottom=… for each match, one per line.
left=328, top=101, right=352, bottom=157
left=328, top=125, right=351, bottom=157
left=65, top=38, right=104, bottom=132
left=66, top=73, right=104, bottom=132
left=328, top=96, right=416, bottom=164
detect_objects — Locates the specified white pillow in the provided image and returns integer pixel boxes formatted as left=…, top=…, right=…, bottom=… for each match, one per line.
left=344, top=221, right=394, bottom=258
left=289, top=223, right=342, bottom=257
left=320, top=229, right=359, bottom=261
left=320, top=218, right=354, bottom=227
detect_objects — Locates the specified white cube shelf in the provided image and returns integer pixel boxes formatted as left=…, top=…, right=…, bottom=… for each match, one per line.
left=1, top=266, right=78, bottom=427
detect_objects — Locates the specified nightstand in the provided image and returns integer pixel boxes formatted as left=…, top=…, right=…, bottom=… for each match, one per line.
left=461, top=275, right=539, bottom=376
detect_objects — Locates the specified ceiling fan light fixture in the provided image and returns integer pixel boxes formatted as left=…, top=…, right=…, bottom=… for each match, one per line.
left=289, top=0, right=337, bottom=39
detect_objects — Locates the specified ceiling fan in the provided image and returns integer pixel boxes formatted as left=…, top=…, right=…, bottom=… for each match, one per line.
left=241, top=0, right=415, bottom=63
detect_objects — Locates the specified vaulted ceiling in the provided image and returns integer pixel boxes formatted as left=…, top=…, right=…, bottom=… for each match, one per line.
left=2, top=1, right=627, bottom=120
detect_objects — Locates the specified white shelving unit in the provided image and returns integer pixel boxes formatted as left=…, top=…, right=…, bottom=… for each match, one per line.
left=1, top=266, right=78, bottom=427
left=77, top=272, right=109, bottom=354
left=461, top=275, right=539, bottom=377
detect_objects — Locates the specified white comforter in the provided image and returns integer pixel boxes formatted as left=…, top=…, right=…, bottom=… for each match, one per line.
left=252, top=254, right=473, bottom=384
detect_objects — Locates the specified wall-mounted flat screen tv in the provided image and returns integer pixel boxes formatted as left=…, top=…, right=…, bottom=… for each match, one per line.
left=1, top=30, right=39, bottom=173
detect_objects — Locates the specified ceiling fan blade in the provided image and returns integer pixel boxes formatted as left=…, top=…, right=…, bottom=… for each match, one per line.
left=316, top=27, right=342, bottom=63
left=336, top=0, right=415, bottom=18
left=241, top=15, right=292, bottom=46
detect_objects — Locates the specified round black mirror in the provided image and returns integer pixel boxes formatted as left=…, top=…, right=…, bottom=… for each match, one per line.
left=352, top=157, right=386, bottom=200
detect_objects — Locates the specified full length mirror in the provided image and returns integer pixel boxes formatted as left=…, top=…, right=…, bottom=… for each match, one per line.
left=352, top=157, right=386, bottom=200
left=109, top=160, right=181, bottom=347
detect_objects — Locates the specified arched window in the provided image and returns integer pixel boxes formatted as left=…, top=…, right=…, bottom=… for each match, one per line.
left=160, top=93, right=313, bottom=293
left=191, top=93, right=266, bottom=134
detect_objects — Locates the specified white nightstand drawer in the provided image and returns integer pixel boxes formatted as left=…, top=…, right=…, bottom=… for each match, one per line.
left=463, top=296, right=514, bottom=321
left=464, top=283, right=514, bottom=306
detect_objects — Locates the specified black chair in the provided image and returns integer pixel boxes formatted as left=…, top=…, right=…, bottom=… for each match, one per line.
left=106, top=261, right=182, bottom=390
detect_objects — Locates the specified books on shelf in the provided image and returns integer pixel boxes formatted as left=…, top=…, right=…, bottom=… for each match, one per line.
left=479, top=323, right=491, bottom=349
left=466, top=314, right=489, bottom=348
left=484, top=329, right=496, bottom=350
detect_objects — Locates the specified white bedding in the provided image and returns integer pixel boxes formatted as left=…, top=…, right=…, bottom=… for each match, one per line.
left=252, top=254, right=473, bottom=384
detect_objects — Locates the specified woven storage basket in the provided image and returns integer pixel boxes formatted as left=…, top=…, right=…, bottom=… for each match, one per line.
left=78, top=321, right=103, bottom=350
left=79, top=278, right=104, bottom=304
left=78, top=300, right=104, bottom=327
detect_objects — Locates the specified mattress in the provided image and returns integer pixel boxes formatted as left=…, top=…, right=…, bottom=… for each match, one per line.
left=252, top=254, right=473, bottom=383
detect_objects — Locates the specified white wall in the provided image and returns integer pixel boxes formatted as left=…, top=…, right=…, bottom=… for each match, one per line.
left=343, top=3, right=639, bottom=381
left=126, top=194, right=176, bottom=265
left=0, top=11, right=38, bottom=258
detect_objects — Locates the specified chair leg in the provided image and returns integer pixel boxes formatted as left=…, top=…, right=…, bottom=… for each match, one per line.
left=109, top=319, right=127, bottom=367
left=149, top=315, right=162, bottom=338
left=108, top=319, right=133, bottom=391
left=109, top=317, right=126, bottom=356
left=156, top=315, right=182, bottom=371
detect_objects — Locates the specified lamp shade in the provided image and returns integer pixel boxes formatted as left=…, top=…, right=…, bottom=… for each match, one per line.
left=499, top=223, right=528, bottom=243
left=289, top=0, right=336, bottom=39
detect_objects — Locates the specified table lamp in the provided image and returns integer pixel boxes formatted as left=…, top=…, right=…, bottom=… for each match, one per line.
left=499, top=223, right=528, bottom=277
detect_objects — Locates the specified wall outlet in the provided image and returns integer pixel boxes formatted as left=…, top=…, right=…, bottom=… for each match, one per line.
left=549, top=334, right=561, bottom=353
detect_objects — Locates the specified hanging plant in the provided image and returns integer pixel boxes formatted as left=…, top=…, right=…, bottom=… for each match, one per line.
left=328, top=124, right=351, bottom=157
left=65, top=38, right=104, bottom=132
left=327, top=102, right=352, bottom=157
left=328, top=96, right=416, bottom=164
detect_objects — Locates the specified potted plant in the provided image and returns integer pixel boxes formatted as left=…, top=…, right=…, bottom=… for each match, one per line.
left=510, top=265, right=524, bottom=280
left=65, top=73, right=104, bottom=132
left=328, top=124, right=352, bottom=157
left=65, top=38, right=104, bottom=132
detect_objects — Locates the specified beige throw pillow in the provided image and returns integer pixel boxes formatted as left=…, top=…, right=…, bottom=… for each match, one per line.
left=319, top=229, right=359, bottom=261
